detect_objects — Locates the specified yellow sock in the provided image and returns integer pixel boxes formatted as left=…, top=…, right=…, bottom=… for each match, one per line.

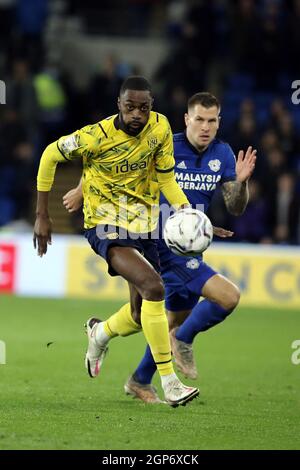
left=103, top=303, right=141, bottom=338
left=141, top=299, right=174, bottom=376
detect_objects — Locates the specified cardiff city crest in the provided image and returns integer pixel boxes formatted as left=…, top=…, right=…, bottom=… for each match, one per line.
left=208, top=159, right=221, bottom=172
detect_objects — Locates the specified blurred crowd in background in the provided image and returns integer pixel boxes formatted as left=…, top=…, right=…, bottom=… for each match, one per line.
left=0, top=0, right=299, bottom=245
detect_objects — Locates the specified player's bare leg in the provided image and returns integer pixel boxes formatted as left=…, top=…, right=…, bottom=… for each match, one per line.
left=86, top=246, right=199, bottom=407
left=201, top=274, right=240, bottom=310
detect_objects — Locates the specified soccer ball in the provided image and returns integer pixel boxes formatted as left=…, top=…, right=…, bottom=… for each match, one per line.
left=163, top=207, right=213, bottom=256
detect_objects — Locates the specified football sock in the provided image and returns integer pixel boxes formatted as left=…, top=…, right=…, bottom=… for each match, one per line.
left=176, top=299, right=232, bottom=344
left=134, top=345, right=156, bottom=385
left=103, top=302, right=141, bottom=338
left=141, top=299, right=174, bottom=376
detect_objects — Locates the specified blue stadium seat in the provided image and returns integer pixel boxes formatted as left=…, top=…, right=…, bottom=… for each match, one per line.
left=222, top=90, right=247, bottom=108
left=278, top=74, right=292, bottom=93
left=227, top=74, right=254, bottom=91
left=0, top=198, right=16, bottom=226
left=291, top=110, right=300, bottom=130
left=219, top=108, right=238, bottom=131
left=256, top=107, right=270, bottom=126
left=0, top=167, right=15, bottom=196
left=253, top=92, right=275, bottom=108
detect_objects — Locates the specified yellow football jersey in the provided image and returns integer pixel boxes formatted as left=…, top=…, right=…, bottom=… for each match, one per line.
left=56, top=112, right=175, bottom=232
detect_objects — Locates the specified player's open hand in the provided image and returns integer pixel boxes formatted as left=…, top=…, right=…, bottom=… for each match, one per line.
left=213, top=226, right=234, bottom=238
left=33, top=215, right=52, bottom=257
left=63, top=188, right=83, bottom=213
left=236, top=146, right=257, bottom=183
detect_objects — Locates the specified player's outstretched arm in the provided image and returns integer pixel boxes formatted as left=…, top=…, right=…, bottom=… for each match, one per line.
left=33, top=140, right=74, bottom=256
left=221, top=146, right=257, bottom=216
left=33, top=191, right=52, bottom=257
left=63, top=178, right=83, bottom=213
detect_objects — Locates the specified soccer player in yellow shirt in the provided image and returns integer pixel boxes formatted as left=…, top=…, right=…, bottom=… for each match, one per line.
left=33, top=76, right=199, bottom=407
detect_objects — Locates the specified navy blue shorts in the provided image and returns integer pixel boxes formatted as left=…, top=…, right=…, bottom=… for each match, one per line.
left=161, top=257, right=217, bottom=312
left=84, top=225, right=160, bottom=277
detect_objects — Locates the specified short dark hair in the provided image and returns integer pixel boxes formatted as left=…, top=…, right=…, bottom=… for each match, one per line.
left=188, top=92, right=220, bottom=111
left=120, top=76, right=152, bottom=96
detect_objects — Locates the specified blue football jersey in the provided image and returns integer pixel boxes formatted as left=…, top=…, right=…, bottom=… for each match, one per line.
left=158, top=132, right=236, bottom=264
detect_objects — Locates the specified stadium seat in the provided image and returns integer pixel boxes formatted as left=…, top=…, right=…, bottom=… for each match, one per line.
left=0, top=197, right=16, bottom=226
left=227, top=74, right=254, bottom=91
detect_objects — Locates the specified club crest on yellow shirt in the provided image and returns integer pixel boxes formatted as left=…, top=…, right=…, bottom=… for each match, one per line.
left=147, top=135, right=158, bottom=150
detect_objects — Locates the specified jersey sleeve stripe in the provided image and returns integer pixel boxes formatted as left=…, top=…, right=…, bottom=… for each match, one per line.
left=56, top=141, right=70, bottom=161
left=98, top=122, right=108, bottom=138
left=156, top=166, right=174, bottom=173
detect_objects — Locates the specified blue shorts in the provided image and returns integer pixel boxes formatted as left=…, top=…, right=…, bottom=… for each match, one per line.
left=84, top=225, right=160, bottom=277
left=161, top=257, right=217, bottom=312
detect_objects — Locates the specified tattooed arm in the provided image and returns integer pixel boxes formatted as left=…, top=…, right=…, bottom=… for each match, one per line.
left=221, top=146, right=257, bottom=216
left=221, top=180, right=249, bottom=216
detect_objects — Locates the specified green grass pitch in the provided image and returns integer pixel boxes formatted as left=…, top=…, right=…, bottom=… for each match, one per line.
left=0, top=295, right=299, bottom=450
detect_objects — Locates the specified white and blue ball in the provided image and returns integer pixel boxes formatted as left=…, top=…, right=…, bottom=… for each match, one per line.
left=163, top=207, right=213, bottom=256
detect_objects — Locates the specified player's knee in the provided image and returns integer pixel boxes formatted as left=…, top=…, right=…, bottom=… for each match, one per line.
left=222, top=285, right=240, bottom=311
left=140, top=277, right=164, bottom=301
left=131, top=308, right=141, bottom=325
left=130, top=300, right=142, bottom=324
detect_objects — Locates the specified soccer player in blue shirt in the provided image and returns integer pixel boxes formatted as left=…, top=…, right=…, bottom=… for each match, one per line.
left=124, top=92, right=256, bottom=403
left=63, top=92, right=256, bottom=404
